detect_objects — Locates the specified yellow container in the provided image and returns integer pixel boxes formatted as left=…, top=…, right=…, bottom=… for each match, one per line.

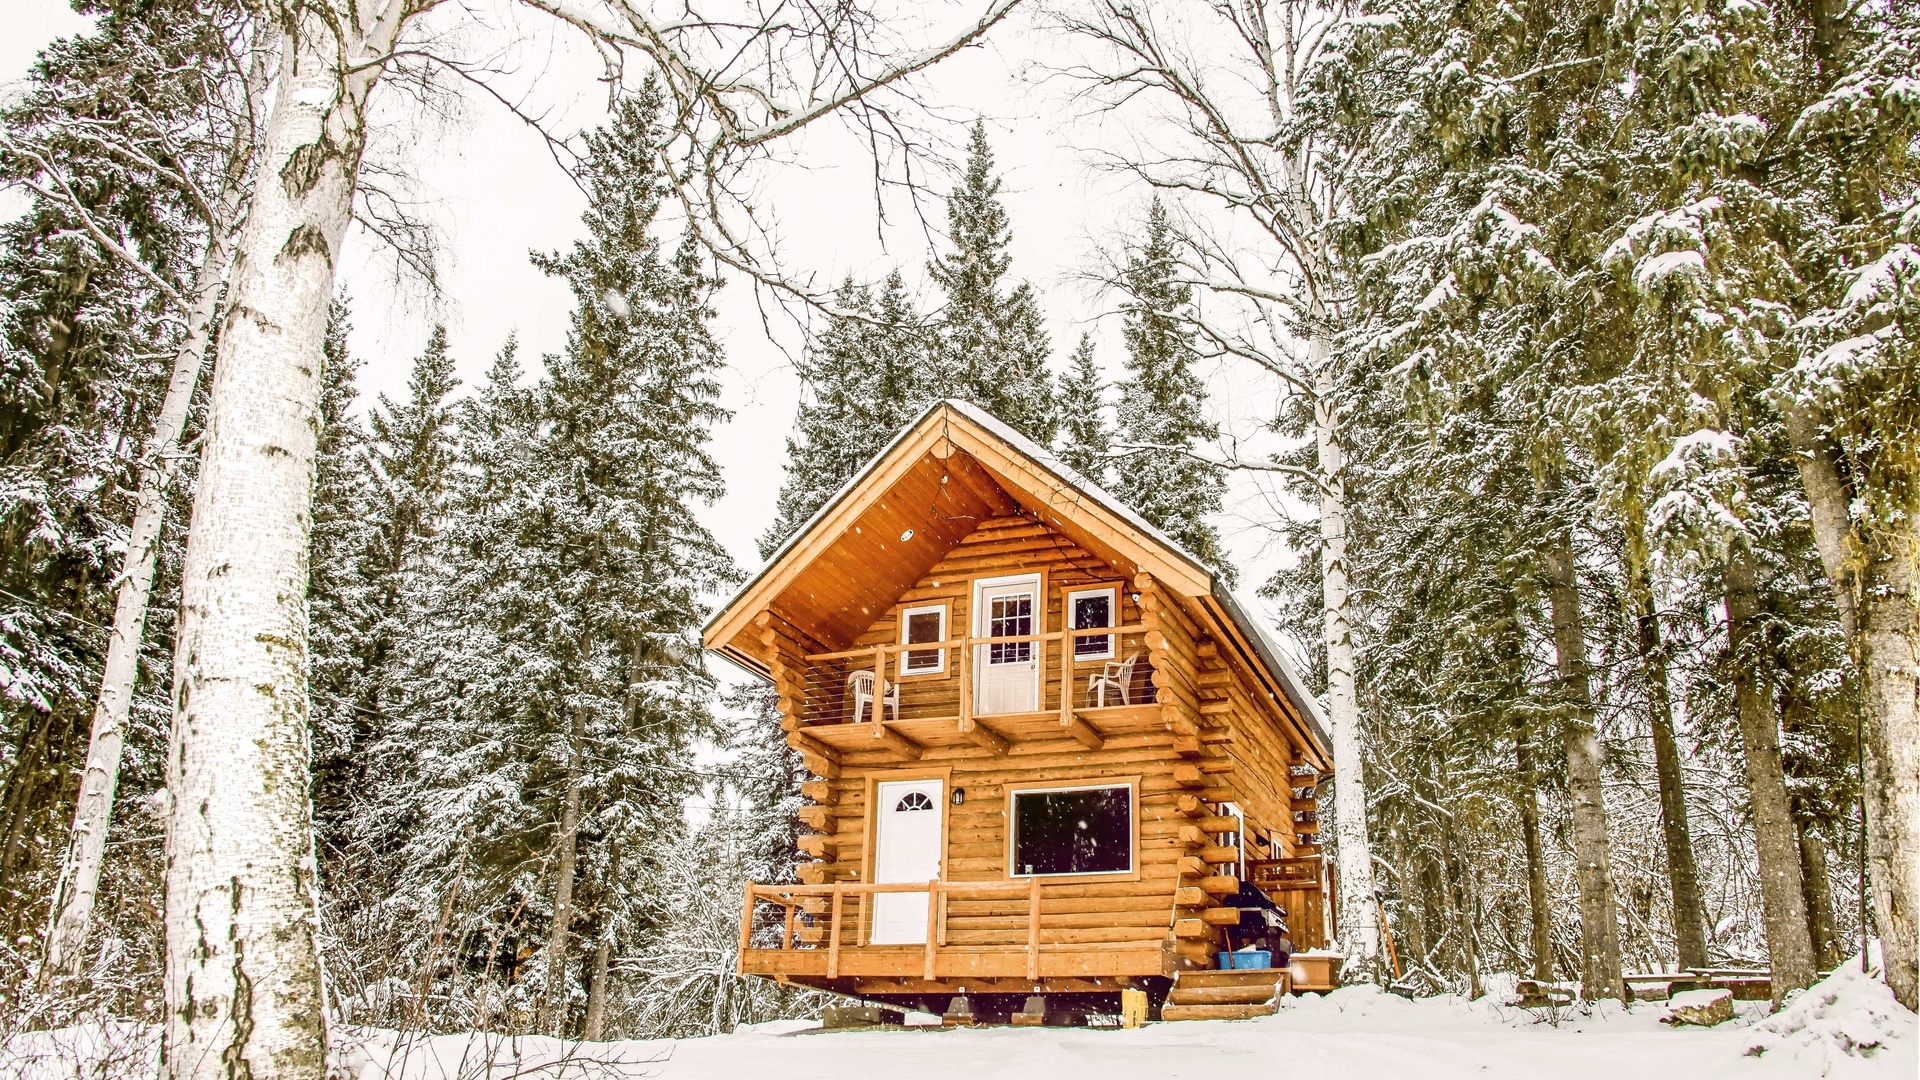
left=1119, top=988, right=1149, bottom=1028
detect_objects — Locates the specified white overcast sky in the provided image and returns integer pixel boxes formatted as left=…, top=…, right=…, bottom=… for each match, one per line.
left=1, top=0, right=1309, bottom=649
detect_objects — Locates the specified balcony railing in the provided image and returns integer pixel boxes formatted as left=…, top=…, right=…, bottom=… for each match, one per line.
left=790, top=625, right=1157, bottom=731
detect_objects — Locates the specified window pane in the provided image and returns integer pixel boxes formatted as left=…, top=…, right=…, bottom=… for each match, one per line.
left=989, top=595, right=1032, bottom=664
left=1013, top=787, right=1131, bottom=875
left=904, top=610, right=943, bottom=671
left=1073, top=593, right=1113, bottom=658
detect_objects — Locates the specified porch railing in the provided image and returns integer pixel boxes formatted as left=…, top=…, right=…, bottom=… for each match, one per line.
left=739, top=879, right=1048, bottom=981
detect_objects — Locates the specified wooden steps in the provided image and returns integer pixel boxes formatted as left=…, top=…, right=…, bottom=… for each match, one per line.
left=1160, top=968, right=1289, bottom=1021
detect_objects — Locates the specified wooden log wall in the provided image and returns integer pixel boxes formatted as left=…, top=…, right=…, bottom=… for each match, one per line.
left=766, top=513, right=1324, bottom=953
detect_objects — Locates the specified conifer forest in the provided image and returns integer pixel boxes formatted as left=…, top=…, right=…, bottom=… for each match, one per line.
left=0, top=0, right=1915, bottom=1074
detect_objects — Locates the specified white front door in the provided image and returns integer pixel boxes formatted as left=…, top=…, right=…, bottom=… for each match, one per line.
left=871, top=778, right=944, bottom=944
left=973, top=575, right=1040, bottom=714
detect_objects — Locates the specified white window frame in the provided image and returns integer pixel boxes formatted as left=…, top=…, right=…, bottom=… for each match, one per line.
left=1066, top=586, right=1117, bottom=662
left=898, top=603, right=948, bottom=676
left=1006, top=780, right=1137, bottom=879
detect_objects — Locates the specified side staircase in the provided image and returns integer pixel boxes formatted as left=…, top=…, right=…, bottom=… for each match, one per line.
left=1161, top=968, right=1291, bottom=1021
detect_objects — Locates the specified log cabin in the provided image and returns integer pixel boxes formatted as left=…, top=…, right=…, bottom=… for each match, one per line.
left=704, top=400, right=1340, bottom=1022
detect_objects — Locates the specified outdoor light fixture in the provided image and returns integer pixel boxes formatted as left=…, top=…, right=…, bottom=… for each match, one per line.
left=952, top=788, right=965, bottom=806
left=900, top=529, right=914, bottom=542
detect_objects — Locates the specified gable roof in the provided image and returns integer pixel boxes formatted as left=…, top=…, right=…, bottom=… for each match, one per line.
left=703, top=399, right=1331, bottom=760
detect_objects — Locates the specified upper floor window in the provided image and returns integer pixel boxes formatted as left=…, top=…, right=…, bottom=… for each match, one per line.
left=1069, top=586, right=1117, bottom=661
left=900, top=603, right=947, bottom=675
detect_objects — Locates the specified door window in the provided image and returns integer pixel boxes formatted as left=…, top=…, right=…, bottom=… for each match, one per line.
left=988, top=593, right=1033, bottom=664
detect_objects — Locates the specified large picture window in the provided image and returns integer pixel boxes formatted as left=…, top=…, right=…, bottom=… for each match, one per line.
left=1068, top=586, right=1116, bottom=661
left=1010, top=783, right=1133, bottom=877
left=899, top=604, right=947, bottom=675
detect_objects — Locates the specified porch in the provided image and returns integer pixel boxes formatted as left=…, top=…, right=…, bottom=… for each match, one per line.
left=737, top=880, right=1179, bottom=984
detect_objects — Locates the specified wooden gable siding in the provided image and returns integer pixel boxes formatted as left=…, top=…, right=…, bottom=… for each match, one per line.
left=760, top=449, right=1017, bottom=653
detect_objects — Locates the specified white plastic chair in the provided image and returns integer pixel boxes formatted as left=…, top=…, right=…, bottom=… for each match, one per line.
left=847, top=669, right=899, bottom=723
left=1086, top=651, right=1143, bottom=707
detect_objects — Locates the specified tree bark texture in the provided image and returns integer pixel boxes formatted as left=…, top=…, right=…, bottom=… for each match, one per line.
left=1798, top=822, right=1843, bottom=971
left=1313, top=355, right=1379, bottom=972
left=1783, top=404, right=1918, bottom=1009
left=45, top=205, right=238, bottom=983
left=162, top=5, right=403, bottom=1078
left=1628, top=562, right=1711, bottom=972
left=1542, top=537, right=1625, bottom=1001
left=1513, top=720, right=1555, bottom=982
left=1724, top=547, right=1818, bottom=1004
left=583, top=927, right=612, bottom=1040
left=543, top=704, right=588, bottom=1036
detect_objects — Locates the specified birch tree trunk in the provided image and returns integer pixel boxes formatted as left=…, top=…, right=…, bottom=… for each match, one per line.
left=1542, top=537, right=1624, bottom=1001
left=43, top=224, right=232, bottom=982
left=163, top=4, right=404, bottom=1077
left=543, top=703, right=588, bottom=1036
left=1313, top=353, right=1379, bottom=972
left=1724, top=547, right=1817, bottom=1004
left=1513, top=719, right=1554, bottom=982
left=1783, top=405, right=1918, bottom=1009
left=1627, top=558, right=1710, bottom=971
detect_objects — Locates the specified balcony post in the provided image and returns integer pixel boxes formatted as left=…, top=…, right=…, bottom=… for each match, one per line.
left=870, top=645, right=886, bottom=726
left=958, top=637, right=973, bottom=731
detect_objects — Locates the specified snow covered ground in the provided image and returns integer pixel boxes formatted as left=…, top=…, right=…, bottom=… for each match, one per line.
left=9, top=964, right=1913, bottom=1080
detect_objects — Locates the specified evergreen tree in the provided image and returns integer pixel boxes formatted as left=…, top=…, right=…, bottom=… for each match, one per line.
left=309, top=297, right=371, bottom=835
left=761, top=272, right=929, bottom=555
left=929, top=122, right=1056, bottom=443
left=311, top=321, right=459, bottom=864
left=1054, top=333, right=1111, bottom=485
left=1110, top=201, right=1229, bottom=578
left=368, top=84, right=741, bottom=1037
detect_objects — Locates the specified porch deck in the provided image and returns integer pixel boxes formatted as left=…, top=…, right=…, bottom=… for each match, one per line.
left=738, top=881, right=1185, bottom=984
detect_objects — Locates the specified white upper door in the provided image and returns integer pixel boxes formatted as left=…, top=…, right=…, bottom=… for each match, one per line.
left=870, top=778, right=945, bottom=945
left=973, top=575, right=1040, bottom=715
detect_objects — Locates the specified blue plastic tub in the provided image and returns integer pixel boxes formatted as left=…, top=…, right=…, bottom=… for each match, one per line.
left=1224, top=950, right=1272, bottom=970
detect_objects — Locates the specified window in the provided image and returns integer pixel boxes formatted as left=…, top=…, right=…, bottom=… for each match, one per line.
left=900, top=604, right=947, bottom=675
left=895, top=791, right=935, bottom=812
left=1010, top=783, right=1133, bottom=877
left=1068, top=587, right=1116, bottom=661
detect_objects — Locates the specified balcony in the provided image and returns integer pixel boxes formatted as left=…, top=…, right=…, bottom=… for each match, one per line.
left=783, top=625, right=1161, bottom=756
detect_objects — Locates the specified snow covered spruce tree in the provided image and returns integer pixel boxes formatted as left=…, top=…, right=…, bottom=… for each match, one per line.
left=311, top=323, right=459, bottom=873
left=762, top=272, right=930, bottom=554
left=521, top=87, right=738, bottom=1033
left=371, top=87, right=738, bottom=1037
left=930, top=123, right=1058, bottom=444
left=1055, top=334, right=1112, bottom=485
left=1110, top=200, right=1229, bottom=579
